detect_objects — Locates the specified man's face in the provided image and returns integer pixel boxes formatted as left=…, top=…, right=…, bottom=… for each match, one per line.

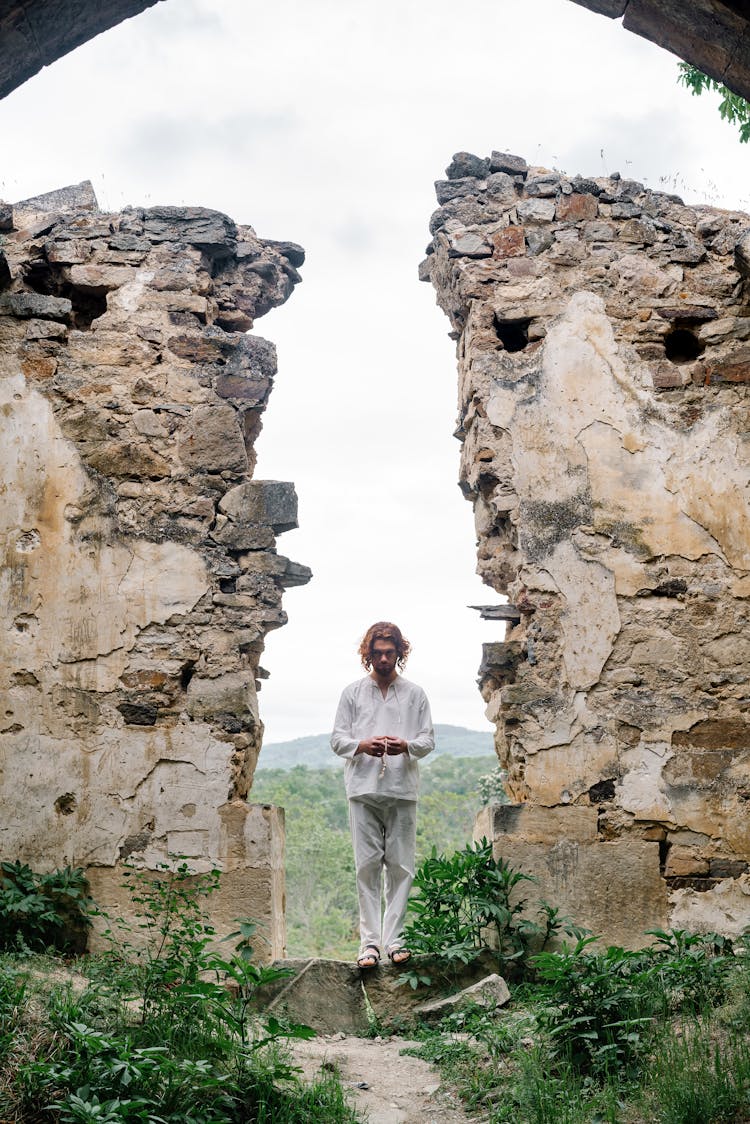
left=371, top=638, right=398, bottom=679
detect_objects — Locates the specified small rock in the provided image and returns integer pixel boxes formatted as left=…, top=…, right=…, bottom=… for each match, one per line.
left=571, top=176, right=603, bottom=196
left=435, top=177, right=480, bottom=205
left=445, top=152, right=490, bottom=180
left=734, top=230, right=750, bottom=277
left=669, top=236, right=706, bottom=263
left=490, top=151, right=528, bottom=177
left=525, top=228, right=555, bottom=256
left=655, top=304, right=717, bottom=322
left=0, top=292, right=72, bottom=320
left=612, top=201, right=642, bottom=218
left=219, top=480, right=299, bottom=533
left=556, top=193, right=598, bottom=222
left=491, top=226, right=525, bottom=258
left=264, top=238, right=305, bottom=267
left=525, top=174, right=560, bottom=198
left=448, top=231, right=492, bottom=258
left=517, top=199, right=555, bottom=224
left=620, top=217, right=657, bottom=244
left=415, top=973, right=510, bottom=1022
left=485, top=172, right=517, bottom=204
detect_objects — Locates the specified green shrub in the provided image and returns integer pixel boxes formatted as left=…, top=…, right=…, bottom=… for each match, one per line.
left=534, top=929, right=735, bottom=1077
left=6, top=860, right=345, bottom=1124
left=0, top=862, right=93, bottom=952
left=647, top=928, right=732, bottom=1014
left=534, top=936, right=656, bottom=1075
left=403, top=839, right=567, bottom=978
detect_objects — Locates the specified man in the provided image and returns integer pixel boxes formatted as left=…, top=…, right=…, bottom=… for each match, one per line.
left=331, top=621, right=434, bottom=968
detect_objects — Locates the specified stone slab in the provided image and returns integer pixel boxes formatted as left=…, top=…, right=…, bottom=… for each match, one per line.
left=415, top=973, right=510, bottom=1023
left=475, top=802, right=599, bottom=844
left=481, top=835, right=667, bottom=948
left=252, top=950, right=503, bottom=1034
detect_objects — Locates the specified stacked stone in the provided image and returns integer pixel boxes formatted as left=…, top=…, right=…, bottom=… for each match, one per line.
left=0, top=182, right=309, bottom=956
left=422, top=153, right=750, bottom=944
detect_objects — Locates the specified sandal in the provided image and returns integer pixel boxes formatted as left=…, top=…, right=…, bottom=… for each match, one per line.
left=357, top=945, right=380, bottom=969
left=387, top=947, right=411, bottom=965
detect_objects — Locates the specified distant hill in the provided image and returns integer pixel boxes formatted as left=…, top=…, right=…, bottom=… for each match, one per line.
left=257, top=723, right=494, bottom=771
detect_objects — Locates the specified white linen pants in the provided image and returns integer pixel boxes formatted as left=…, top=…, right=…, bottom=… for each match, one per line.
left=348, top=795, right=417, bottom=954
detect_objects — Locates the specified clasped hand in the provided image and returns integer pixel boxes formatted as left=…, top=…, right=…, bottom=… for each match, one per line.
left=356, top=736, right=407, bottom=757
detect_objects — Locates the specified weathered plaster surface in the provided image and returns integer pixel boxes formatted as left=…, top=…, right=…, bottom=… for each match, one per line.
left=423, top=152, right=750, bottom=940
left=0, top=183, right=309, bottom=955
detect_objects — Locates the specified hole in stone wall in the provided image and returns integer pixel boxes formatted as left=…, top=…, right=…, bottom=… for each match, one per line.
left=180, top=661, right=196, bottom=691
left=588, top=779, right=615, bottom=803
left=67, top=288, right=108, bottom=330
left=22, top=260, right=107, bottom=329
left=494, top=314, right=531, bottom=352
left=54, top=792, right=77, bottom=815
left=664, top=328, right=704, bottom=364
left=478, top=471, right=499, bottom=499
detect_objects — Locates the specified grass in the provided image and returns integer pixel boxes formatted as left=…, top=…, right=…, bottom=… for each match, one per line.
left=404, top=931, right=750, bottom=1124
left=0, top=856, right=362, bottom=1124
left=0, top=951, right=360, bottom=1123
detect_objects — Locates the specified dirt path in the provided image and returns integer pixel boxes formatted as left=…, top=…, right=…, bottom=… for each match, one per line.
left=292, top=1032, right=484, bottom=1124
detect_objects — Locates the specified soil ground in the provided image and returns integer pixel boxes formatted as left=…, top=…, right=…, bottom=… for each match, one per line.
left=292, top=1032, right=485, bottom=1124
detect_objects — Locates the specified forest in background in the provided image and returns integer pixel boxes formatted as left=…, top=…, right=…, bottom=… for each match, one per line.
left=249, top=753, right=499, bottom=959
left=258, top=724, right=494, bottom=771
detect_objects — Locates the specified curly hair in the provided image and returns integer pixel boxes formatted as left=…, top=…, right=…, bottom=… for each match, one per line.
left=358, top=621, right=411, bottom=671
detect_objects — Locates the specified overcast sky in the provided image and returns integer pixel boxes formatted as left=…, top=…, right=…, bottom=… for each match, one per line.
left=1, top=0, right=748, bottom=743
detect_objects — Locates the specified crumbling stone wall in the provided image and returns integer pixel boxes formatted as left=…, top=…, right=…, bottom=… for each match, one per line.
left=422, top=151, right=750, bottom=944
left=0, top=182, right=309, bottom=956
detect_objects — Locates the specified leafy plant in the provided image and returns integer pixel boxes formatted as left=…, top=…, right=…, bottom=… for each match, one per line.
left=534, top=928, right=735, bottom=1078
left=200, top=918, right=315, bottom=1058
left=402, top=839, right=566, bottom=977
left=0, top=961, right=27, bottom=1064
left=647, top=928, right=732, bottom=1014
left=534, top=936, right=656, bottom=1075
left=98, top=859, right=222, bottom=1034
left=8, top=862, right=335, bottom=1124
left=0, top=862, right=93, bottom=952
left=678, top=62, right=750, bottom=143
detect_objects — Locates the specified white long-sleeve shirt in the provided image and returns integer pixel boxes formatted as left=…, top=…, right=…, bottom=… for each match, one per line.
left=331, top=675, right=435, bottom=801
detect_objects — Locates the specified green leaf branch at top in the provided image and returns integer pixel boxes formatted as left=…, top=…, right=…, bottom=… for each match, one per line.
left=678, top=62, right=750, bottom=143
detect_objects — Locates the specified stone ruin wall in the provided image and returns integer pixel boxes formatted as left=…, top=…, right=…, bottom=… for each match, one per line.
left=0, top=182, right=310, bottom=957
left=421, top=151, right=750, bottom=946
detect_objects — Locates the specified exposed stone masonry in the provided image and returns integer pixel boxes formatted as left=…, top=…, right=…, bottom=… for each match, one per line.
left=422, top=152, right=750, bottom=943
left=0, top=181, right=309, bottom=955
